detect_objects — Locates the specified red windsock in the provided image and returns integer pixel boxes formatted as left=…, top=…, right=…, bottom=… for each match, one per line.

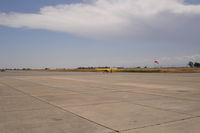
left=154, top=60, right=159, bottom=64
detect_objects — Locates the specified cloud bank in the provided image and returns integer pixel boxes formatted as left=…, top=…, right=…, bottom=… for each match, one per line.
left=1, top=0, right=200, bottom=42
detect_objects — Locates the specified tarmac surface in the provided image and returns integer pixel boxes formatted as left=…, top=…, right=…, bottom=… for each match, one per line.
left=0, top=71, right=200, bottom=133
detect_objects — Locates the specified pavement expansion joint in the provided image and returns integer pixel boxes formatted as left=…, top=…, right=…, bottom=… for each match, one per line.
left=113, top=90, right=200, bottom=102
left=0, top=96, right=26, bottom=99
left=1, top=81, right=119, bottom=133
left=128, top=101, right=196, bottom=116
left=14, top=78, right=85, bottom=94
left=0, top=107, right=54, bottom=113
left=1, top=73, right=200, bottom=133
left=36, top=96, right=120, bottom=133
left=62, top=101, right=123, bottom=108
left=120, top=115, right=200, bottom=132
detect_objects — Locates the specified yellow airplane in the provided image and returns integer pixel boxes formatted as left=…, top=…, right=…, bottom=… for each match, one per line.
left=95, top=68, right=118, bottom=73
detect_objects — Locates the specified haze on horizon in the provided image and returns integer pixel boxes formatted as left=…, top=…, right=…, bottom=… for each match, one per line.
left=0, top=0, right=200, bottom=69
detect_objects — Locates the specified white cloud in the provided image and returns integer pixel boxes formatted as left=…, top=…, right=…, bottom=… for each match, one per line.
left=1, top=0, right=200, bottom=42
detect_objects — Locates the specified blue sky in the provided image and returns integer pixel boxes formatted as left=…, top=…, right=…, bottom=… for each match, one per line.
left=0, top=0, right=200, bottom=68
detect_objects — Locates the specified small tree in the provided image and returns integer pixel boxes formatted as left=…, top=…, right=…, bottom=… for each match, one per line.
left=188, top=61, right=194, bottom=68
left=194, top=62, right=200, bottom=68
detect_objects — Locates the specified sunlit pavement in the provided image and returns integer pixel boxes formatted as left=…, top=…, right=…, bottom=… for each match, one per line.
left=0, top=71, right=200, bottom=133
